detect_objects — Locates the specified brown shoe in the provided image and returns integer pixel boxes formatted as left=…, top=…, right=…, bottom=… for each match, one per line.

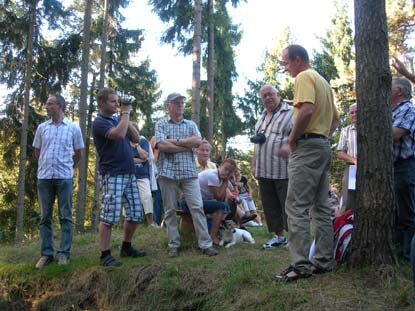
left=272, top=265, right=311, bottom=282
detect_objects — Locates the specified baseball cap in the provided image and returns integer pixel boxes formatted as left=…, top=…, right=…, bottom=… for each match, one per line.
left=165, top=92, right=186, bottom=104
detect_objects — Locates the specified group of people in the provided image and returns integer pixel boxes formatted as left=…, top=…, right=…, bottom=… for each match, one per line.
left=32, top=44, right=415, bottom=284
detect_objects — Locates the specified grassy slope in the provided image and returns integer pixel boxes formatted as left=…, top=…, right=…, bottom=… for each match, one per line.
left=1, top=225, right=414, bottom=311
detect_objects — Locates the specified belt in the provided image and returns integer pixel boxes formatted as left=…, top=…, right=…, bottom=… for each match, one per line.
left=298, top=133, right=327, bottom=140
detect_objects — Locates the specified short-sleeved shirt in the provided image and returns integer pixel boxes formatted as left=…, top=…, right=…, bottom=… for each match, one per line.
left=155, top=117, right=201, bottom=180
left=92, top=114, right=135, bottom=175
left=337, top=124, right=357, bottom=159
left=254, top=102, right=293, bottom=179
left=198, top=168, right=222, bottom=200
left=195, top=158, right=217, bottom=173
left=293, top=69, right=338, bottom=137
left=392, top=100, right=415, bottom=161
left=131, top=137, right=150, bottom=179
left=33, top=118, right=84, bottom=179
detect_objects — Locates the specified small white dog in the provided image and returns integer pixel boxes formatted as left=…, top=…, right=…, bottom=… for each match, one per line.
left=219, top=220, right=255, bottom=248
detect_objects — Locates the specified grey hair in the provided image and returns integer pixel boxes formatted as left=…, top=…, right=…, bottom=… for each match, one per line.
left=199, top=139, right=212, bottom=150
left=393, top=77, right=412, bottom=99
left=258, top=84, right=279, bottom=97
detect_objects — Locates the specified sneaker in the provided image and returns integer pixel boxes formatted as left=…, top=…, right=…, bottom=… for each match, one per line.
left=101, top=254, right=122, bottom=267
left=262, top=235, right=288, bottom=249
left=168, top=247, right=179, bottom=258
left=58, top=255, right=70, bottom=265
left=202, top=247, right=219, bottom=256
left=244, top=220, right=260, bottom=227
left=149, top=223, right=160, bottom=229
left=120, top=247, right=147, bottom=258
left=35, top=256, right=54, bottom=269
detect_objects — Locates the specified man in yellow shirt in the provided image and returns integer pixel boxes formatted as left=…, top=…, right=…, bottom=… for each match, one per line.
left=195, top=140, right=217, bottom=173
left=275, top=44, right=339, bottom=282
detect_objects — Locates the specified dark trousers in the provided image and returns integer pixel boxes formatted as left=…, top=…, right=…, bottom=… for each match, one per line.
left=258, top=178, right=288, bottom=233
left=394, top=157, right=415, bottom=261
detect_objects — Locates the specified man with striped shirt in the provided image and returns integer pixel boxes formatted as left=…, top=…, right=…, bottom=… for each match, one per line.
left=337, top=103, right=357, bottom=212
left=33, top=94, right=84, bottom=268
left=155, top=92, right=218, bottom=257
left=391, top=76, right=415, bottom=262
left=251, top=84, right=293, bottom=249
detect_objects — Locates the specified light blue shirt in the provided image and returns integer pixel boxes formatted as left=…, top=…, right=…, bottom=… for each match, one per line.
left=33, top=118, right=84, bottom=179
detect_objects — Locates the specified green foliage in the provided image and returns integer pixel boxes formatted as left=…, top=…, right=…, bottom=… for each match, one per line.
left=237, top=26, right=295, bottom=136
left=386, top=0, right=415, bottom=56
left=150, top=0, right=245, bottom=154
left=0, top=0, right=161, bottom=239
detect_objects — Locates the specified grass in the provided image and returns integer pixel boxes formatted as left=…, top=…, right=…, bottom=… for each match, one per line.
left=1, top=224, right=415, bottom=310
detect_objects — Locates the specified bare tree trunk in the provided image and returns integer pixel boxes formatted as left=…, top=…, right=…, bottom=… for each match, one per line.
left=207, top=0, right=214, bottom=143
left=87, top=73, right=100, bottom=232
left=75, top=0, right=93, bottom=233
left=349, top=0, right=396, bottom=267
left=191, top=0, right=202, bottom=126
left=99, top=0, right=109, bottom=90
left=15, top=0, right=37, bottom=243
left=91, top=0, right=109, bottom=231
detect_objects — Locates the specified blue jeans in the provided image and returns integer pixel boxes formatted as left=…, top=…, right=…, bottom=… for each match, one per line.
left=37, top=178, right=73, bottom=258
left=152, top=184, right=163, bottom=225
left=181, top=198, right=230, bottom=214
left=394, top=158, right=415, bottom=261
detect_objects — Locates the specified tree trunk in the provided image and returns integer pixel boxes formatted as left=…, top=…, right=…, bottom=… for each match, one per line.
left=91, top=0, right=109, bottom=232
left=15, top=0, right=37, bottom=243
left=349, top=0, right=396, bottom=267
left=75, top=0, right=93, bottom=233
left=191, top=0, right=202, bottom=126
left=207, top=0, right=214, bottom=143
left=88, top=73, right=100, bottom=232
left=99, top=0, right=109, bottom=89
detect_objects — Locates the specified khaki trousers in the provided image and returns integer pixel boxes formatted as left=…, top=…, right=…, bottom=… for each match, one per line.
left=285, top=138, right=335, bottom=274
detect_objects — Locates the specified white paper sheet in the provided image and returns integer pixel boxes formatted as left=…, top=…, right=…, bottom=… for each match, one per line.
left=348, top=165, right=356, bottom=190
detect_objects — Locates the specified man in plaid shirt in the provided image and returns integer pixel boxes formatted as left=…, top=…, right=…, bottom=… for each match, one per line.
left=155, top=92, right=218, bottom=257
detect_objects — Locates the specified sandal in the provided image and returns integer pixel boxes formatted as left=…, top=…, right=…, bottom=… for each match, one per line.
left=272, top=265, right=311, bottom=282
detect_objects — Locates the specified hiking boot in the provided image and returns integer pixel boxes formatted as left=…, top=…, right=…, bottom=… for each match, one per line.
left=101, top=254, right=122, bottom=267
left=58, top=255, right=70, bottom=265
left=120, top=246, right=147, bottom=258
left=35, top=256, right=54, bottom=269
left=262, top=235, right=288, bottom=249
left=168, top=247, right=179, bottom=258
left=202, top=247, right=219, bottom=256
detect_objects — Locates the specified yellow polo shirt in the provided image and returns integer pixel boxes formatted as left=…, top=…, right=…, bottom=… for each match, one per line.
left=293, top=69, right=338, bottom=137
left=195, top=158, right=217, bottom=173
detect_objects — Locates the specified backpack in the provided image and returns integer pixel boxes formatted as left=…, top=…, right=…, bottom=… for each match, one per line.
left=332, top=209, right=354, bottom=263
left=308, top=209, right=354, bottom=263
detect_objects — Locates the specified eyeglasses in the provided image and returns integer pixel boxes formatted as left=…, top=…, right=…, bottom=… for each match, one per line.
left=170, top=100, right=185, bottom=105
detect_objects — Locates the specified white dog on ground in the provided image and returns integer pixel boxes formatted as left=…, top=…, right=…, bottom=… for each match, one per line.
left=219, top=220, right=255, bottom=248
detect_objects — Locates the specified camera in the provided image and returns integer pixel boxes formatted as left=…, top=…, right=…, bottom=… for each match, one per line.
left=250, top=132, right=266, bottom=144
left=118, top=93, right=135, bottom=106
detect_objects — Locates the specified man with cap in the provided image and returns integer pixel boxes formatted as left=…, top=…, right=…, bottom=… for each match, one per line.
left=155, top=92, right=218, bottom=257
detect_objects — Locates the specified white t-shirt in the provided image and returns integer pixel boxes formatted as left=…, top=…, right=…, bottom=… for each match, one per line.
left=198, top=168, right=222, bottom=200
